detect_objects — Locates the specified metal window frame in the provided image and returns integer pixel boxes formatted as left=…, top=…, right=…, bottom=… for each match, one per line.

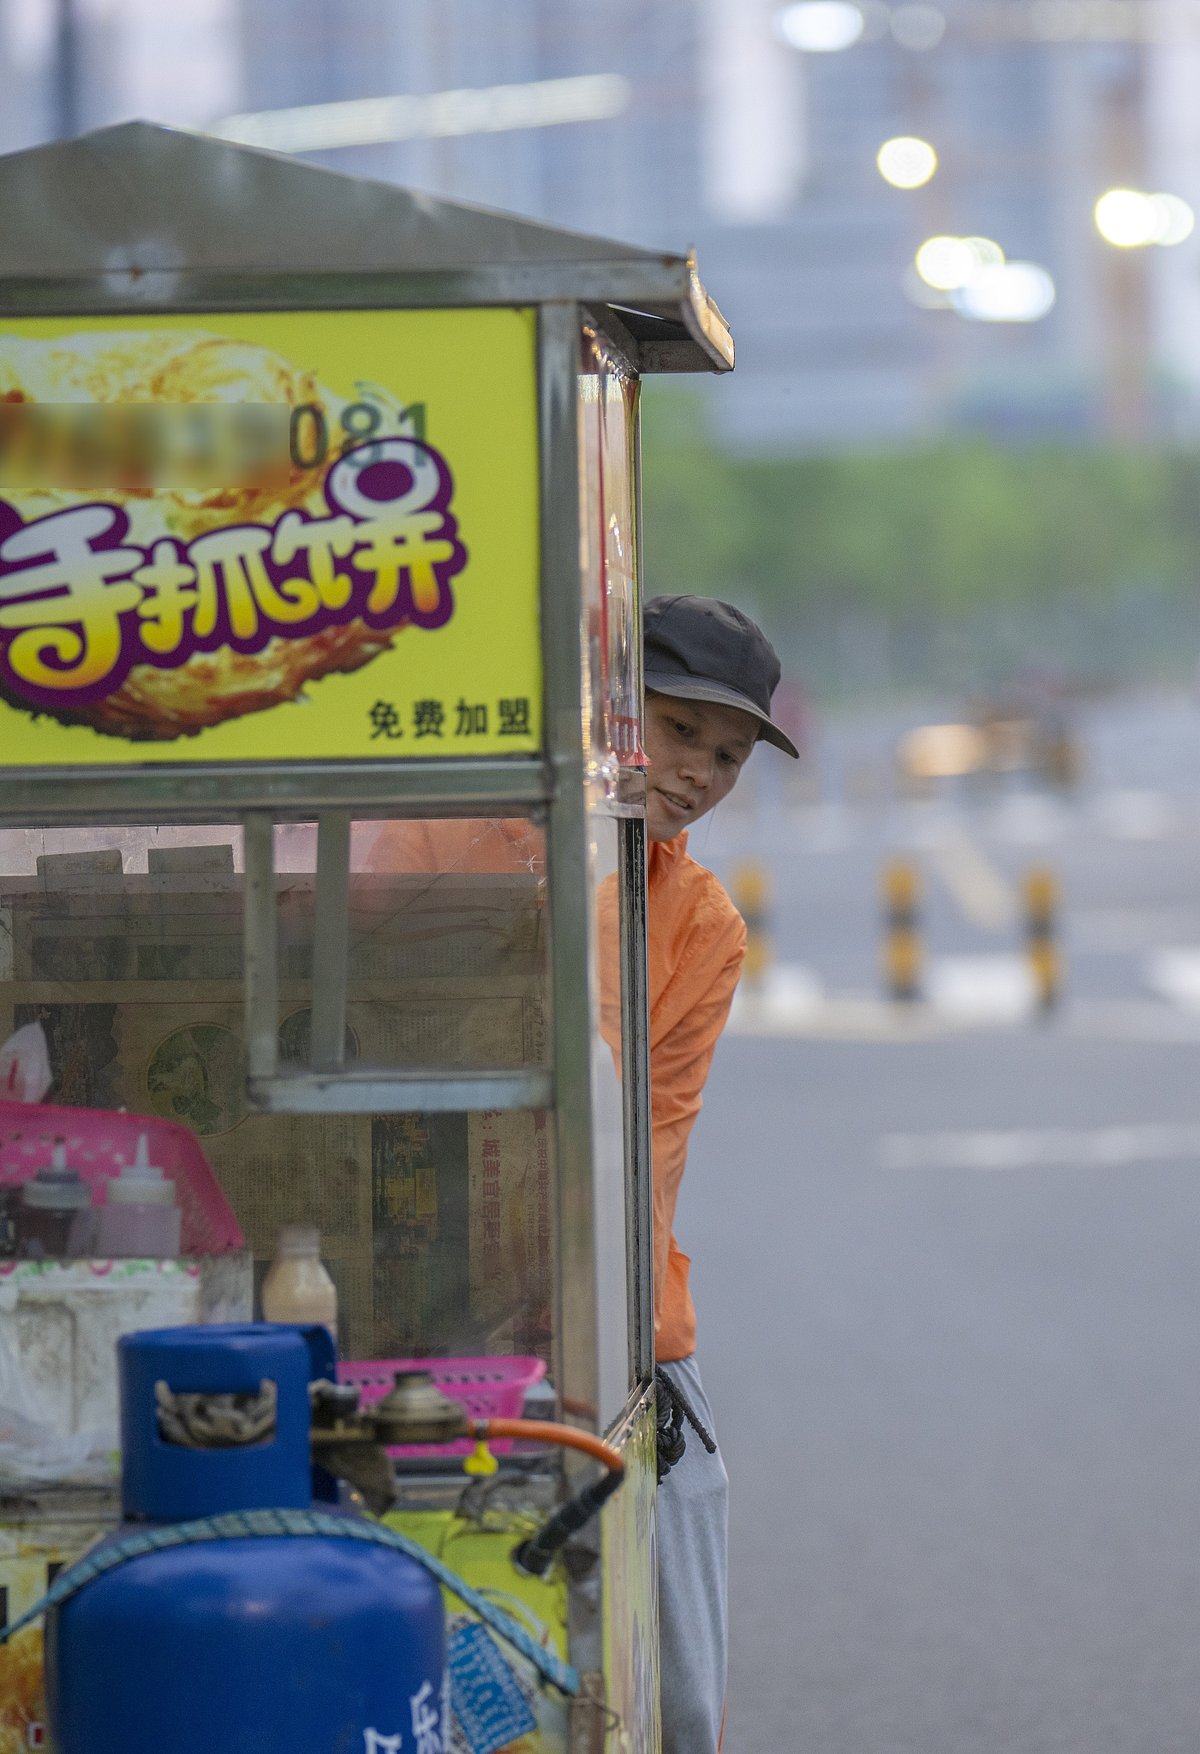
left=620, top=813, right=654, bottom=1389
left=0, top=759, right=550, bottom=827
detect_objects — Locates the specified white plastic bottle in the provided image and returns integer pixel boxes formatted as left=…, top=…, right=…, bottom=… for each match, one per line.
left=261, top=1226, right=338, bottom=1344
left=96, top=1134, right=182, bottom=1259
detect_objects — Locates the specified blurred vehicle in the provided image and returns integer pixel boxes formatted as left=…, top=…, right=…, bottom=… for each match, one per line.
left=897, top=693, right=1081, bottom=793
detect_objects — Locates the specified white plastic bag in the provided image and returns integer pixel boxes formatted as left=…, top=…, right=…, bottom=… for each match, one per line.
left=0, top=1322, right=116, bottom=1484
left=0, top=1408, right=117, bottom=1485
left=0, top=1021, right=52, bottom=1103
left=0, top=1314, right=41, bottom=1421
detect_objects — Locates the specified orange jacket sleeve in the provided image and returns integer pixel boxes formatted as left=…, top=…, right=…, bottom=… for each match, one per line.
left=363, top=817, right=544, bottom=876
left=647, top=898, right=745, bottom=1359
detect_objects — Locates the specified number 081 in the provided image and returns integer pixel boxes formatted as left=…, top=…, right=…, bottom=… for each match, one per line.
left=289, top=400, right=426, bottom=469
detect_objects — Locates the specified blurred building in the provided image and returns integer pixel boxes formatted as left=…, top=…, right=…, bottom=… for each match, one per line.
left=3, top=0, right=1200, bottom=450
left=697, top=8, right=1200, bottom=448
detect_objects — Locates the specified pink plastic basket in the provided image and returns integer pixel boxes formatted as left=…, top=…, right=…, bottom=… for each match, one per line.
left=338, top=1354, right=547, bottom=1460
left=0, top=1100, right=245, bottom=1256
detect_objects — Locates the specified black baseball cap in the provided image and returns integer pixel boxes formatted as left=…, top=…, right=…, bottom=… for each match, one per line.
left=643, top=594, right=799, bottom=759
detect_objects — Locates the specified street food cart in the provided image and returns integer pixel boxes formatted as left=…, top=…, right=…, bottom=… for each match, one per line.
left=0, top=121, right=734, bottom=1751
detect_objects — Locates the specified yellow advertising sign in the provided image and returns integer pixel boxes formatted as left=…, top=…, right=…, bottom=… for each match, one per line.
left=0, top=309, right=541, bottom=764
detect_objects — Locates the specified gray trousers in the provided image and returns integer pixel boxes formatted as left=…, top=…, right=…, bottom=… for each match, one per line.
left=657, top=1354, right=728, bottom=1754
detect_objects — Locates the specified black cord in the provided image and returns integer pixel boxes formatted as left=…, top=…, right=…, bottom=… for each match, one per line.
left=655, top=1365, right=717, bottom=1482
left=511, top=1467, right=624, bottom=1578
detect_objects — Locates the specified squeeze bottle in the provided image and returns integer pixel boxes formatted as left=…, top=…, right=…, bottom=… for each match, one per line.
left=18, top=1142, right=93, bottom=1258
left=96, top=1134, right=182, bottom=1259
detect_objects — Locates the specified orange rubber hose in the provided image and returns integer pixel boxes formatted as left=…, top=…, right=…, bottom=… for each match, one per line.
left=472, top=1417, right=623, bottom=1474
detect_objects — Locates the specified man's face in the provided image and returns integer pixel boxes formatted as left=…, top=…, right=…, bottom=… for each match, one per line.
left=642, top=691, right=758, bottom=842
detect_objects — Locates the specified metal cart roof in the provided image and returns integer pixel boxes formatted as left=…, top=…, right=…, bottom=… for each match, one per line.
left=0, top=120, right=733, bottom=374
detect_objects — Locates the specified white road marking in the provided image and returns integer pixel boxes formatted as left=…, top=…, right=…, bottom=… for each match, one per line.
left=926, top=954, right=1034, bottom=1021
left=729, top=963, right=824, bottom=1028
left=924, top=827, right=1018, bottom=931
left=1145, top=948, right=1200, bottom=1013
left=725, top=987, right=1200, bottom=1043
left=729, top=993, right=947, bottom=1041
left=880, top=1122, right=1200, bottom=1173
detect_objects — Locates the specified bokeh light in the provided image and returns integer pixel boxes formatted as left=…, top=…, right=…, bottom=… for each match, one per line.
left=1095, top=188, right=1161, bottom=248
left=915, top=235, right=1004, bottom=291
left=776, top=1, right=866, bottom=51
left=952, top=261, right=1057, bottom=322
left=1150, top=193, right=1195, bottom=246
left=876, top=136, right=938, bottom=189
left=1095, top=188, right=1196, bottom=248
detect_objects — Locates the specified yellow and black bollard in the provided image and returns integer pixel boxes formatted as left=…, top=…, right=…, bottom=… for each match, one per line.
left=1023, top=866, right=1061, bottom=1012
left=731, top=861, right=771, bottom=993
left=881, top=859, right=922, bottom=1002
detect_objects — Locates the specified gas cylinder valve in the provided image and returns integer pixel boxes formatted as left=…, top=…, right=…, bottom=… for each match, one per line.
left=308, top=1372, right=469, bottom=1511
left=307, top=1379, right=395, bottom=1513
left=368, top=1370, right=469, bottom=1446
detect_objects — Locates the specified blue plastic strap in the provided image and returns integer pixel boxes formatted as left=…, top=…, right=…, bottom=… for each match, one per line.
left=0, top=1508, right=580, bottom=1698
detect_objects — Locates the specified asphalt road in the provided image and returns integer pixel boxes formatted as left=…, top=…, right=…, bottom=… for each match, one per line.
left=681, top=690, right=1200, bottom=1754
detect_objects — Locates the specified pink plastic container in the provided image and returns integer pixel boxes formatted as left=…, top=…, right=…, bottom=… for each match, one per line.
left=338, top=1354, right=547, bottom=1459
left=0, top=1100, right=244, bottom=1256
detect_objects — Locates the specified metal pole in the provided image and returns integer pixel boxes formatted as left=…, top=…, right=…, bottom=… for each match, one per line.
left=311, top=811, right=352, bottom=1072
left=619, top=812, right=653, bottom=1390
left=243, top=813, right=279, bottom=1082
left=54, top=0, right=82, bottom=141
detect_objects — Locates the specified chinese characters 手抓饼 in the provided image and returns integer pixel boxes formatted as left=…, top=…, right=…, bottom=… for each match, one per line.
left=0, top=439, right=467, bottom=732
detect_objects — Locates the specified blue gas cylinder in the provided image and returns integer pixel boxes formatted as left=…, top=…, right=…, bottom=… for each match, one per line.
left=46, top=1324, right=447, bottom=1754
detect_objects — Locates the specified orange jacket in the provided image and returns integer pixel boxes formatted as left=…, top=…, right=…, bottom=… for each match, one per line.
left=637, top=832, right=745, bottom=1359
left=364, top=819, right=745, bottom=1362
